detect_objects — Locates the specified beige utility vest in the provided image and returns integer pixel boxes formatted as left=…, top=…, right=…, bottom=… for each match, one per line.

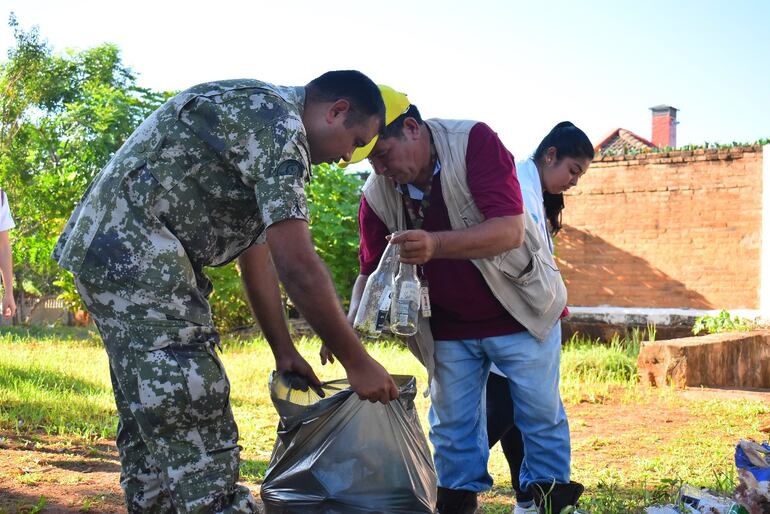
left=362, top=118, right=567, bottom=386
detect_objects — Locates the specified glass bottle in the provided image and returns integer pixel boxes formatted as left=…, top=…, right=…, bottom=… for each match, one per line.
left=390, top=262, right=420, bottom=336
left=353, top=242, right=399, bottom=337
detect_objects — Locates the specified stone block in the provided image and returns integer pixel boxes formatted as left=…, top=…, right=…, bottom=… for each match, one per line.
left=637, top=331, right=770, bottom=388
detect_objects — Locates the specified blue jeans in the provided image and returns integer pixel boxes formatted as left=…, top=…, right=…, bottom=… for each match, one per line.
left=428, top=323, right=570, bottom=493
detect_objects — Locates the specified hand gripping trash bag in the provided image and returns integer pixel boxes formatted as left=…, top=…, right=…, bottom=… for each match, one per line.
left=260, top=372, right=437, bottom=514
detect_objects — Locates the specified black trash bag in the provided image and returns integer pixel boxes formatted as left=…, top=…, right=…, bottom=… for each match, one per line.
left=260, top=372, right=437, bottom=514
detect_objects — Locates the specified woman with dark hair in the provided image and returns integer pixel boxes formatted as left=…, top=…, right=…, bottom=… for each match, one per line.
left=487, top=121, right=594, bottom=514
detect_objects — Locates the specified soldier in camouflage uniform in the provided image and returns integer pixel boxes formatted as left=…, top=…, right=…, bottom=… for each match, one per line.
left=53, top=70, right=400, bottom=513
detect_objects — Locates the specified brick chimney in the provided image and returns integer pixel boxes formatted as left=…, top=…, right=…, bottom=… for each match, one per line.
left=650, top=105, right=678, bottom=149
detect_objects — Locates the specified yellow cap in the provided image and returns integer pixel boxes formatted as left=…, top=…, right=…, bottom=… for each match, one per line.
left=339, top=84, right=410, bottom=167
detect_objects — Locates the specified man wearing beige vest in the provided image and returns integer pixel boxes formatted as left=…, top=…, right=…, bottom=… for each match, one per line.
left=330, top=87, right=582, bottom=514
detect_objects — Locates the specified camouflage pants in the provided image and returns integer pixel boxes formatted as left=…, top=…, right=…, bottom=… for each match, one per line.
left=75, top=275, right=259, bottom=513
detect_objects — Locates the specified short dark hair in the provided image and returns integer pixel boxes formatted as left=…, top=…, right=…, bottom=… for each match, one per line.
left=533, top=122, right=594, bottom=236
left=305, top=70, right=385, bottom=129
left=380, top=104, right=424, bottom=139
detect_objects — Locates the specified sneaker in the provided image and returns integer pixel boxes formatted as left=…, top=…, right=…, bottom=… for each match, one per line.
left=513, top=503, right=538, bottom=514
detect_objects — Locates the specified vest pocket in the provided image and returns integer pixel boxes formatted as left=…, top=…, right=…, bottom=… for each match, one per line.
left=495, top=242, right=563, bottom=317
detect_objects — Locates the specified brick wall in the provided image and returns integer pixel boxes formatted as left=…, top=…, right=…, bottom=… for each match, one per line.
left=557, top=145, right=764, bottom=309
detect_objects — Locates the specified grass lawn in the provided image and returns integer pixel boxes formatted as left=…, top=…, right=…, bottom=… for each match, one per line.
left=0, top=326, right=768, bottom=513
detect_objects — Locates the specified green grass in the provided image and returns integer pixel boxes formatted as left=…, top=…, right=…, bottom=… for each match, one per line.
left=0, top=330, right=115, bottom=439
left=560, top=332, right=641, bottom=405
left=1, top=327, right=767, bottom=513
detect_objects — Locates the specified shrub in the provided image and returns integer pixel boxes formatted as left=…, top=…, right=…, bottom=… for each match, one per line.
left=208, top=262, right=253, bottom=333
left=692, top=309, right=753, bottom=335
left=305, top=163, right=364, bottom=307
left=208, top=163, right=367, bottom=331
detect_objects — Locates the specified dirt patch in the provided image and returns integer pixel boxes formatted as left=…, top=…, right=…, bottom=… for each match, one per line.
left=0, top=435, right=262, bottom=513
left=677, top=386, right=770, bottom=403
left=566, top=387, right=770, bottom=489
left=568, top=396, right=699, bottom=471
left=0, top=435, right=124, bottom=513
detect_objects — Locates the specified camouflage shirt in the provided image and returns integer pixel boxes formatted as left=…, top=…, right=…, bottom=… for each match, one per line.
left=53, top=80, right=311, bottom=323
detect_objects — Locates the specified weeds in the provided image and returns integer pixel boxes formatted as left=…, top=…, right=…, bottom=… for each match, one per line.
left=692, top=310, right=753, bottom=335
left=7, top=496, right=47, bottom=514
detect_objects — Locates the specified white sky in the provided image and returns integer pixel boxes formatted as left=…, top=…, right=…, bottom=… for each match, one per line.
left=2, top=0, right=769, bottom=166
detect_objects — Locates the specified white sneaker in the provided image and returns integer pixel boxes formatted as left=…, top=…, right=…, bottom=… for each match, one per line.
left=513, top=504, right=538, bottom=514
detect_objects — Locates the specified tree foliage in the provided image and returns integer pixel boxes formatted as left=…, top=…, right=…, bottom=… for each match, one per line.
left=207, top=263, right=253, bottom=332
left=0, top=15, right=170, bottom=310
left=305, top=163, right=364, bottom=305
left=0, top=16, right=367, bottom=329
left=207, top=164, right=365, bottom=332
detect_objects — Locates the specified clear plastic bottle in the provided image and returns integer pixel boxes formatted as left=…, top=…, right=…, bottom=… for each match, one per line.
left=353, top=242, right=399, bottom=337
left=390, top=262, right=420, bottom=336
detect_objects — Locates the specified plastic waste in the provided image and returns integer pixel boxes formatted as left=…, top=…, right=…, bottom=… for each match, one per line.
left=677, top=484, right=748, bottom=513
left=644, top=483, right=750, bottom=514
left=735, top=439, right=770, bottom=514
left=260, top=372, right=437, bottom=514
left=644, top=507, right=681, bottom=514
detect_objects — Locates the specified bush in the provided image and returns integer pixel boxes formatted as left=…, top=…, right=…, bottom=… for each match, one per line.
left=208, top=164, right=367, bottom=331
left=692, top=309, right=753, bottom=335
left=305, top=163, right=364, bottom=307
left=207, top=262, right=253, bottom=333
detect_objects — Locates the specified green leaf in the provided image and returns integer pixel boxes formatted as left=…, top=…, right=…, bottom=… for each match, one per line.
left=0, top=17, right=171, bottom=302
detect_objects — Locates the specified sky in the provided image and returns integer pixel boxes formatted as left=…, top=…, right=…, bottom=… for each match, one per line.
left=1, top=0, right=769, bottom=166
